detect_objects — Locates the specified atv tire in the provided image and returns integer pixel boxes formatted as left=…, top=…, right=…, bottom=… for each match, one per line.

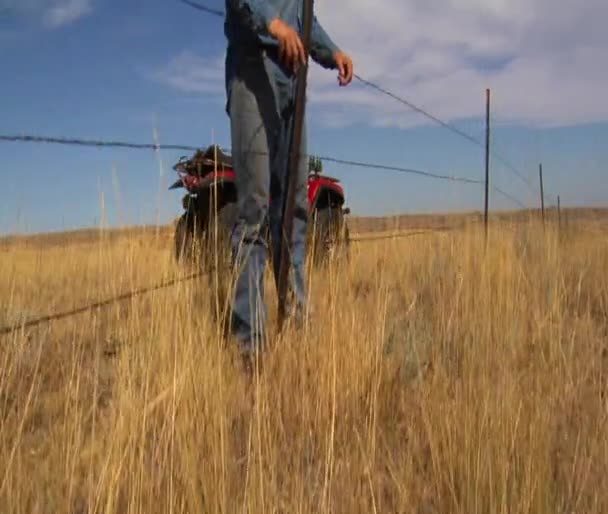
left=308, top=206, right=350, bottom=266
left=203, top=201, right=238, bottom=272
left=174, top=211, right=198, bottom=265
left=174, top=201, right=237, bottom=273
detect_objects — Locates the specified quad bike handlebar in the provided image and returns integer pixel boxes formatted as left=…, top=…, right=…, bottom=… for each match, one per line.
left=172, top=156, right=216, bottom=175
left=172, top=156, right=190, bottom=172
left=172, top=146, right=233, bottom=176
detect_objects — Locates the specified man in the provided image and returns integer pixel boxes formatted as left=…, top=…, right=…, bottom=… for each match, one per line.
left=224, top=0, right=354, bottom=354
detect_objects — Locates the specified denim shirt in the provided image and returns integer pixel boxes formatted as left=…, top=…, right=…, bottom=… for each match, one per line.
left=224, top=0, right=341, bottom=90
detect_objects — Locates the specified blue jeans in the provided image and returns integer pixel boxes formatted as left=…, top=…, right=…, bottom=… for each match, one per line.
left=227, top=52, right=309, bottom=351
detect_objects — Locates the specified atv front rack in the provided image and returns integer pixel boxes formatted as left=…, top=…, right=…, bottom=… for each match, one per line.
left=172, top=145, right=233, bottom=176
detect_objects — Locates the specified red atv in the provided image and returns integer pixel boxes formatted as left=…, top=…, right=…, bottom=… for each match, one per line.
left=169, top=145, right=350, bottom=269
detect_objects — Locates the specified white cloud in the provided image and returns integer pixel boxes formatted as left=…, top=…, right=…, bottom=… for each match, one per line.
left=154, top=0, right=608, bottom=129
left=149, top=50, right=225, bottom=97
left=0, top=0, right=92, bottom=28
left=43, top=0, right=91, bottom=28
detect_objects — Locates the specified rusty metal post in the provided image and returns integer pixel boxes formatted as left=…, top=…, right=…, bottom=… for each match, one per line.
left=539, top=163, right=545, bottom=227
left=484, top=88, right=490, bottom=243
left=277, top=0, right=314, bottom=331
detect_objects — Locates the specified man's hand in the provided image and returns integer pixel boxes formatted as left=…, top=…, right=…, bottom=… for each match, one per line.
left=334, top=51, right=353, bottom=86
left=268, top=18, right=306, bottom=72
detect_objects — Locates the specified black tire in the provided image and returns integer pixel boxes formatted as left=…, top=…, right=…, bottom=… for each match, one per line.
left=174, top=198, right=237, bottom=272
left=203, top=201, right=238, bottom=321
left=174, top=212, right=197, bottom=265
left=308, top=206, right=348, bottom=266
left=342, top=221, right=351, bottom=262
left=204, top=201, right=238, bottom=272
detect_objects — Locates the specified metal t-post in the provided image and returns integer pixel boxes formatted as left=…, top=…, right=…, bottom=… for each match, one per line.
left=277, top=0, right=314, bottom=331
left=484, top=88, right=490, bottom=243
left=539, top=163, right=545, bottom=227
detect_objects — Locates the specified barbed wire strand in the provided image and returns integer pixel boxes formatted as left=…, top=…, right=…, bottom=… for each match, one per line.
left=493, top=186, right=527, bottom=209
left=317, top=154, right=482, bottom=184
left=0, top=134, right=198, bottom=152
left=178, top=0, right=224, bottom=16
left=354, top=75, right=533, bottom=189
left=352, top=75, right=483, bottom=147
left=0, top=225, right=466, bottom=336
left=0, top=133, right=483, bottom=185
left=1, top=132, right=526, bottom=207
left=2, top=225, right=500, bottom=339
left=0, top=270, right=205, bottom=337
left=351, top=225, right=466, bottom=242
left=487, top=128, right=536, bottom=189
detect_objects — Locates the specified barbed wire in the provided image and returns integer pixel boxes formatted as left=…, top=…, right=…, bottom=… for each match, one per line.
left=0, top=133, right=484, bottom=185
left=0, top=134, right=198, bottom=152
left=487, top=124, right=536, bottom=189
left=0, top=224, right=469, bottom=337
left=355, top=76, right=533, bottom=190
left=490, top=152, right=533, bottom=189
left=352, top=75, right=482, bottom=147
left=314, top=154, right=483, bottom=184
left=492, top=186, right=527, bottom=209
left=1, top=7, right=535, bottom=208
left=0, top=270, right=205, bottom=337
left=1, top=132, right=528, bottom=207
left=351, top=226, right=463, bottom=242
left=178, top=0, right=224, bottom=16
left=0, top=0, right=531, bottom=209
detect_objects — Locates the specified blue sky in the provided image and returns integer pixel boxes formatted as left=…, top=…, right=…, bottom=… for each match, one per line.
left=0, top=0, right=606, bottom=234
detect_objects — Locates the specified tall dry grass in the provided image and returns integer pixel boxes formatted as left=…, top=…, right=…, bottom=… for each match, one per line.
left=0, top=218, right=606, bottom=513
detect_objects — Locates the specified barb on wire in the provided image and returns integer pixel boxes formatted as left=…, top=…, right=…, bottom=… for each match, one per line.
left=0, top=134, right=198, bottom=152
left=0, top=271, right=204, bottom=337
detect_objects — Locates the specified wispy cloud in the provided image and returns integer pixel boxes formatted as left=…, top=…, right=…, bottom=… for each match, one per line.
left=43, top=0, right=91, bottom=28
left=149, top=50, right=225, bottom=97
left=152, top=0, right=608, bottom=129
left=308, top=0, right=608, bottom=128
left=0, top=0, right=92, bottom=28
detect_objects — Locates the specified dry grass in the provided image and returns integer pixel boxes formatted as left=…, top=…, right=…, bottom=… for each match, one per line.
left=1, top=215, right=607, bottom=514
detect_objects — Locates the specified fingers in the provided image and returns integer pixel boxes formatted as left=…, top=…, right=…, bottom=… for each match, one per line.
left=295, top=35, right=306, bottom=68
left=285, top=33, right=305, bottom=72
left=278, top=38, right=286, bottom=67
left=337, top=55, right=353, bottom=86
left=290, top=36, right=301, bottom=71
left=273, top=23, right=306, bottom=72
left=337, top=58, right=347, bottom=86
left=279, top=39, right=293, bottom=70
left=343, top=58, right=353, bottom=84
left=337, top=59, right=345, bottom=81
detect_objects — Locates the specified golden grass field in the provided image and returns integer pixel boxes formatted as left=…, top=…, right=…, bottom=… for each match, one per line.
left=0, top=211, right=607, bottom=513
